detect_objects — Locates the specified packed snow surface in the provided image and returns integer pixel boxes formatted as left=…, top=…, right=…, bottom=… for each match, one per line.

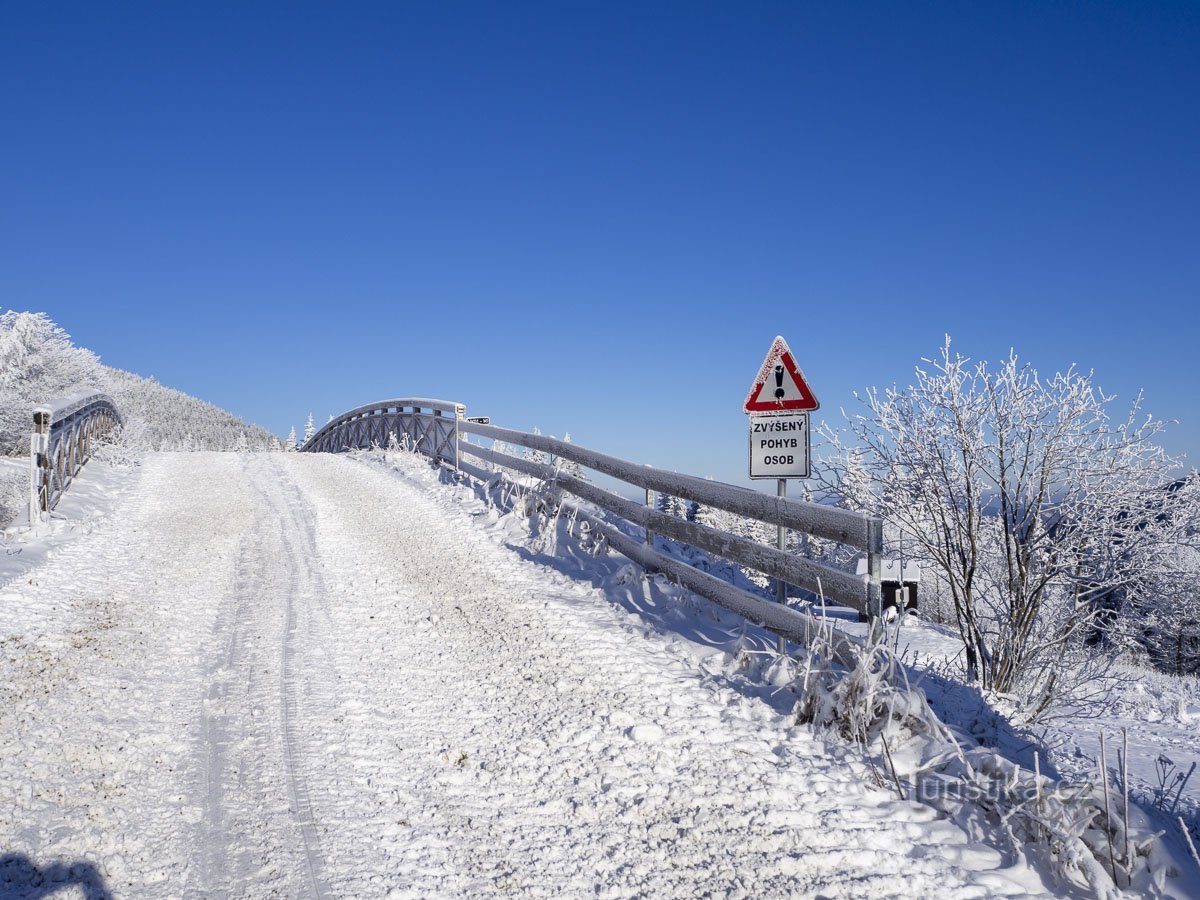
left=1, top=452, right=1058, bottom=897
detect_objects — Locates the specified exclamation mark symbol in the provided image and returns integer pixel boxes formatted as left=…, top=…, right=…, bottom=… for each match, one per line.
left=774, top=364, right=785, bottom=399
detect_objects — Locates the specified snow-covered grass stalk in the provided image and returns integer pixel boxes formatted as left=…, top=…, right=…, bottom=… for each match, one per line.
left=1123, top=727, right=1132, bottom=881
left=1181, top=817, right=1200, bottom=868
left=792, top=629, right=1162, bottom=895
left=1099, top=732, right=1119, bottom=885
left=464, top=452, right=593, bottom=559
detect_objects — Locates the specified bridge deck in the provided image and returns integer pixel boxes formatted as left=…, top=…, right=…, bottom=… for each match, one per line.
left=0, top=452, right=1047, bottom=898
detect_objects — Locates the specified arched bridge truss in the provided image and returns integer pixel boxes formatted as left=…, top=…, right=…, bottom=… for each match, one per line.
left=300, top=398, right=466, bottom=465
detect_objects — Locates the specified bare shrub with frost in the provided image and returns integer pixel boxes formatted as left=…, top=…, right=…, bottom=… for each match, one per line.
left=819, top=337, right=1192, bottom=718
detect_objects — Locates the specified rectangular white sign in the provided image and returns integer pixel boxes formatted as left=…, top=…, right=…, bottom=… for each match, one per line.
left=748, top=413, right=810, bottom=479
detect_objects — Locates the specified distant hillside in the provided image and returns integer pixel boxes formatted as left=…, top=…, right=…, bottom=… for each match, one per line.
left=0, top=310, right=278, bottom=454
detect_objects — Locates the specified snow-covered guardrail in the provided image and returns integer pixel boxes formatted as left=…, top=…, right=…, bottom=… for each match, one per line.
left=29, top=389, right=121, bottom=526
left=301, top=398, right=883, bottom=651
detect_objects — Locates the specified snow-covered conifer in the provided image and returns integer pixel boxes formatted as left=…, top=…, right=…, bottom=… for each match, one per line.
left=655, top=492, right=690, bottom=519
left=557, top=433, right=585, bottom=480
left=525, top=428, right=550, bottom=467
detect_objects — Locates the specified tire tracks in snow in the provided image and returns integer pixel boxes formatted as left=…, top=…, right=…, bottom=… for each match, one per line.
left=275, top=470, right=330, bottom=900
left=191, top=455, right=331, bottom=899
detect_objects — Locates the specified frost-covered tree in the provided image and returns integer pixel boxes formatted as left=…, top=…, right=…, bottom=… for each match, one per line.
left=1105, top=477, right=1200, bottom=675
left=303, top=413, right=316, bottom=446
left=103, top=367, right=276, bottom=451
left=286, top=426, right=297, bottom=452
left=0, top=311, right=99, bottom=453
left=819, top=338, right=1190, bottom=715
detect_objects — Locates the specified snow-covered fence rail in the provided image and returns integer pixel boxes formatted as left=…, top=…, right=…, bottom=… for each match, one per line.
left=458, top=423, right=881, bottom=610
left=29, top=390, right=120, bottom=524
left=302, top=398, right=884, bottom=644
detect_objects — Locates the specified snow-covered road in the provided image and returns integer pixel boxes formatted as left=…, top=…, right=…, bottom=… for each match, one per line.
left=1, top=452, right=1052, bottom=898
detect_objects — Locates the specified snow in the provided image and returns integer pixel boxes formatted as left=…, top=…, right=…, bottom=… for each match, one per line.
left=0, top=450, right=1068, bottom=897
left=1050, top=664, right=1200, bottom=878
left=856, top=558, right=922, bottom=582
left=827, top=601, right=1200, bottom=892
left=1, top=451, right=141, bottom=580
left=35, top=388, right=114, bottom=422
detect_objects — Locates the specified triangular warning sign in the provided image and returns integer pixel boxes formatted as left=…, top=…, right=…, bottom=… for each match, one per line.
left=743, top=335, right=819, bottom=413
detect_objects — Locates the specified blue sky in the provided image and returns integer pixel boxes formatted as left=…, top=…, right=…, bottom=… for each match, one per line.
left=3, top=1, right=1197, bottom=486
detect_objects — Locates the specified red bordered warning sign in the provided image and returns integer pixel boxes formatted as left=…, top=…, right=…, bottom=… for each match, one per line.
left=743, top=335, right=819, bottom=413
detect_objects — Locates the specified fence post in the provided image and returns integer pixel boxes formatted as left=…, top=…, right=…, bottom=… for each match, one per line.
left=454, top=404, right=464, bottom=473
left=29, top=408, right=50, bottom=529
left=864, top=516, right=884, bottom=635
left=644, top=485, right=655, bottom=548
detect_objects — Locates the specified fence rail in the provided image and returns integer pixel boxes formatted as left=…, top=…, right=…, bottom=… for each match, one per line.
left=29, top=390, right=121, bottom=525
left=460, top=420, right=881, bottom=552
left=302, top=397, right=884, bottom=642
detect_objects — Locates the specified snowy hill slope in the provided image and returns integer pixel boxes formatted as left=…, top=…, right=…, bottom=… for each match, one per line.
left=0, top=310, right=277, bottom=455
left=0, top=310, right=277, bottom=524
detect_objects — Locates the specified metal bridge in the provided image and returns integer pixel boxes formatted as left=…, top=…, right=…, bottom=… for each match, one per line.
left=302, top=398, right=464, bottom=461
left=29, top=389, right=120, bottom=527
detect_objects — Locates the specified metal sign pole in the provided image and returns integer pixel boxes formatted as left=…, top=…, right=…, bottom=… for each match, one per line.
left=775, top=477, right=787, bottom=654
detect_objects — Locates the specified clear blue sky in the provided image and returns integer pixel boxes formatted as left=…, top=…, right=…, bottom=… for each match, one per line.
left=3, top=1, right=1197, bottom=486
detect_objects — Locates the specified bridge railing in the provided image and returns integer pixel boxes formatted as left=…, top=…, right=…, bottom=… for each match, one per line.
left=303, top=396, right=883, bottom=652
left=301, top=399, right=464, bottom=463
left=30, top=390, right=121, bottom=525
